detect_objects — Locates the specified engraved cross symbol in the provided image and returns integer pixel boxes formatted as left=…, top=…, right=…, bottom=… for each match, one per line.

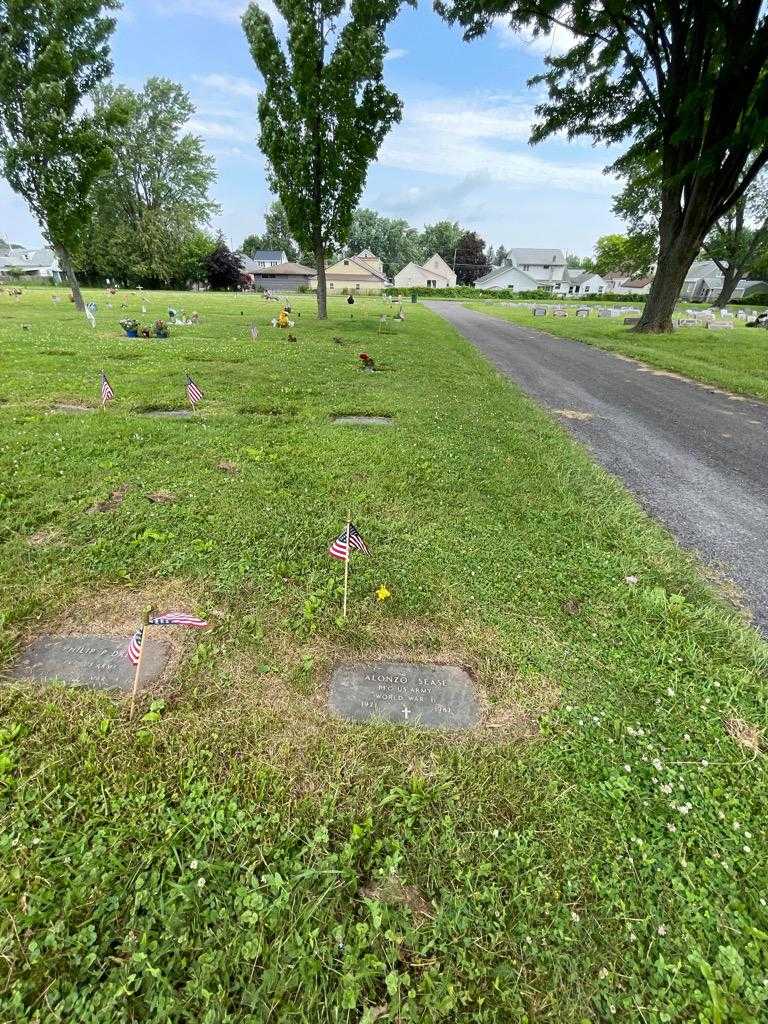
left=402, top=706, right=410, bottom=720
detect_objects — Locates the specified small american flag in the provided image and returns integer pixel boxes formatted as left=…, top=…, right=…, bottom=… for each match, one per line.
left=186, top=375, right=203, bottom=406
left=328, top=522, right=370, bottom=561
left=100, top=371, right=114, bottom=404
left=150, top=611, right=208, bottom=628
left=127, top=626, right=144, bottom=666
left=126, top=611, right=208, bottom=665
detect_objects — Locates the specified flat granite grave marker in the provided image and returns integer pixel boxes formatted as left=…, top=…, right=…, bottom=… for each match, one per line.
left=140, top=409, right=193, bottom=418
left=533, top=307, right=547, bottom=316
left=5, top=634, right=170, bottom=692
left=332, top=415, right=393, bottom=427
left=707, top=321, right=734, bottom=330
left=329, top=661, right=480, bottom=729
left=623, top=316, right=641, bottom=325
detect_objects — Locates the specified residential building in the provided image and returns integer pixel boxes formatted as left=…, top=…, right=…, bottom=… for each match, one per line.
left=0, top=245, right=61, bottom=282
left=561, top=270, right=606, bottom=296
left=249, top=261, right=316, bottom=291
left=681, top=259, right=768, bottom=301
left=239, top=250, right=287, bottom=271
left=474, top=263, right=540, bottom=291
left=505, top=248, right=569, bottom=291
left=475, top=259, right=606, bottom=295
left=311, top=249, right=390, bottom=294
left=394, top=253, right=457, bottom=288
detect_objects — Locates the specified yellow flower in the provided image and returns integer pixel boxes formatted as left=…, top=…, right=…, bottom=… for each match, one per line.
left=376, top=585, right=391, bottom=602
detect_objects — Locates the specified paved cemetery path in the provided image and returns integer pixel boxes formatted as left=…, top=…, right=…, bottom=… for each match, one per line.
left=426, top=300, right=768, bottom=636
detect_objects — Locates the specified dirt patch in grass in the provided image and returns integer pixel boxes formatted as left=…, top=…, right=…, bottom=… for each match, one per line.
left=725, top=716, right=764, bottom=754
left=360, top=875, right=434, bottom=925
left=89, top=483, right=130, bottom=513
left=27, top=527, right=64, bottom=547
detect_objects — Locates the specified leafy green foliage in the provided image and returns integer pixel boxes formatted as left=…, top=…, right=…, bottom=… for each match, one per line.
left=343, top=208, right=421, bottom=279
left=437, top=0, right=768, bottom=331
left=76, top=77, right=218, bottom=287
left=205, top=237, right=244, bottom=290
left=593, top=233, right=655, bottom=278
left=454, top=230, right=487, bottom=284
left=242, top=0, right=412, bottom=317
left=0, top=0, right=123, bottom=308
left=417, top=220, right=463, bottom=270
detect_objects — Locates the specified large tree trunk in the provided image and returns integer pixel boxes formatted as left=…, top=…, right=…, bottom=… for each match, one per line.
left=711, top=265, right=741, bottom=308
left=314, top=235, right=327, bottom=320
left=54, top=244, right=85, bottom=312
left=634, top=192, right=704, bottom=334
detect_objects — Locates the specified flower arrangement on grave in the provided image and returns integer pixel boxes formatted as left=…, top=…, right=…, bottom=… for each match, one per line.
left=154, top=319, right=170, bottom=338
left=359, top=352, right=376, bottom=370
left=120, top=317, right=139, bottom=337
left=139, top=325, right=152, bottom=338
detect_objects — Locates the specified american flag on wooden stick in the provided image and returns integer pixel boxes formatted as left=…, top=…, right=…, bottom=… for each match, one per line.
left=328, top=522, right=370, bottom=561
left=126, top=611, right=208, bottom=664
left=100, top=371, right=114, bottom=404
left=186, top=374, right=203, bottom=406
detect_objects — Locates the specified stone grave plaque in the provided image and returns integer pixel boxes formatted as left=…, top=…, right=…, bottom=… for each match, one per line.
left=552, top=309, right=568, bottom=317
left=329, top=661, right=480, bottom=730
left=52, top=403, right=97, bottom=414
left=707, top=321, right=734, bottom=330
left=623, top=316, right=640, bottom=325
left=533, top=307, right=547, bottom=316
left=576, top=308, right=590, bottom=317
left=678, top=318, right=698, bottom=327
left=333, top=415, right=393, bottom=427
left=141, top=409, right=193, bottom=418
left=4, top=634, right=170, bottom=692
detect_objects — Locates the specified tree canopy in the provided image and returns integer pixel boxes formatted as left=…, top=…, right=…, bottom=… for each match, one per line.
left=0, top=0, right=123, bottom=309
left=343, top=208, right=421, bottom=278
left=243, top=0, right=412, bottom=318
left=436, top=0, right=768, bottom=331
left=454, top=230, right=487, bottom=284
left=77, top=77, right=218, bottom=287
left=205, top=237, right=244, bottom=290
left=593, top=233, right=654, bottom=278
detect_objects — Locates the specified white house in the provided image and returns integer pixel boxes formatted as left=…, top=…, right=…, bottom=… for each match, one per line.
left=560, top=270, right=606, bottom=296
left=0, top=245, right=61, bottom=282
left=311, top=249, right=390, bottom=293
left=239, top=250, right=287, bottom=271
left=394, top=253, right=456, bottom=288
left=505, top=248, right=569, bottom=291
left=474, top=263, right=540, bottom=291
left=681, top=259, right=768, bottom=301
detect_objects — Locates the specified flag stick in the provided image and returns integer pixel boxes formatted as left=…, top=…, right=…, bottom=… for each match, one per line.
left=342, top=511, right=351, bottom=618
left=129, top=608, right=152, bottom=721
left=100, top=370, right=105, bottom=411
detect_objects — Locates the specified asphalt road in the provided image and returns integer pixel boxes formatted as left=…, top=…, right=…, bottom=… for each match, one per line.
left=426, top=301, right=768, bottom=636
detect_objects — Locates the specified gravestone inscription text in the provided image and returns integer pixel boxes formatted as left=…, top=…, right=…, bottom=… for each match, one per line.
left=5, top=634, right=170, bottom=691
left=329, top=661, right=480, bottom=729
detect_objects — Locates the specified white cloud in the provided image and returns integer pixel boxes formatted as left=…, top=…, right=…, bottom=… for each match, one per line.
left=188, top=117, right=253, bottom=142
left=194, top=73, right=262, bottom=100
left=156, top=0, right=282, bottom=26
left=384, top=48, right=408, bottom=62
left=495, top=16, right=577, bottom=57
left=376, top=95, right=612, bottom=194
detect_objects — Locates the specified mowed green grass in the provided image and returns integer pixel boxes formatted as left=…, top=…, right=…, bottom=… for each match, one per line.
left=1, top=287, right=767, bottom=1023
left=463, top=299, right=768, bottom=401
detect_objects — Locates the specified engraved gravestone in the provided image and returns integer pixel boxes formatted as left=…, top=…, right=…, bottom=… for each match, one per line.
left=141, top=409, right=193, bottom=418
left=623, top=316, right=641, bottom=325
left=707, top=321, right=734, bottom=330
left=4, top=634, right=170, bottom=692
left=329, top=661, right=480, bottom=729
left=533, top=307, right=547, bottom=316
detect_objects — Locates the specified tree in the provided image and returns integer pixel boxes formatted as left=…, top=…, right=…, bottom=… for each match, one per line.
left=241, top=199, right=300, bottom=262
left=703, top=177, right=768, bottom=307
left=205, top=237, right=243, bottom=290
left=0, top=0, right=123, bottom=310
left=344, top=208, right=421, bottom=278
left=486, top=244, right=495, bottom=267
left=454, top=230, right=487, bottom=285
left=593, top=233, right=654, bottom=277
left=495, top=244, right=509, bottom=266
left=243, top=0, right=411, bottom=319
left=418, top=220, right=463, bottom=269
left=437, top=1, right=768, bottom=333
left=77, top=77, right=218, bottom=287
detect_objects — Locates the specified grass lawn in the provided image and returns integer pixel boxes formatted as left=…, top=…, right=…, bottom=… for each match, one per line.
left=462, top=299, right=768, bottom=402
left=1, top=286, right=767, bottom=1023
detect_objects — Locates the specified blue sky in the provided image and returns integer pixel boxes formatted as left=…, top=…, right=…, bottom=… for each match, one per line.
left=1, top=0, right=624, bottom=258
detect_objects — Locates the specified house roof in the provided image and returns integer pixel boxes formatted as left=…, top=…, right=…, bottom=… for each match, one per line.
left=568, top=270, right=604, bottom=285
left=253, top=261, right=315, bottom=276
left=0, top=247, right=57, bottom=269
left=623, top=276, right=654, bottom=288
left=325, top=254, right=389, bottom=283
left=475, top=264, right=540, bottom=289
left=508, top=248, right=566, bottom=266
